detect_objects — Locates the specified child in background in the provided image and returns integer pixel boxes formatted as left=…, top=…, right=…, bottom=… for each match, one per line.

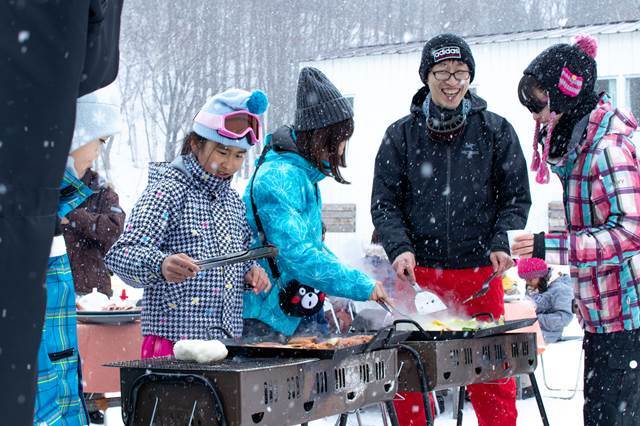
left=517, top=258, right=573, bottom=343
left=33, top=84, right=124, bottom=426
left=62, top=83, right=126, bottom=300
left=105, top=89, right=271, bottom=358
left=59, top=80, right=126, bottom=425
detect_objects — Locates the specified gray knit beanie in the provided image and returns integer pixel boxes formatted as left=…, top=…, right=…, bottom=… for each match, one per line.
left=294, top=67, right=353, bottom=131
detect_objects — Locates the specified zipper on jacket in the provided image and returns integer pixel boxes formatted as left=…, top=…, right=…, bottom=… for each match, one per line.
left=446, top=145, right=451, bottom=260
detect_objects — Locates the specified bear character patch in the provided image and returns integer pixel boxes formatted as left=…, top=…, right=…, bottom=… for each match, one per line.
left=279, top=280, right=325, bottom=317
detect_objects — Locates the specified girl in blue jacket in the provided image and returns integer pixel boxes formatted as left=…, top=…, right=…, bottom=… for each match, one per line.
left=243, top=68, right=390, bottom=336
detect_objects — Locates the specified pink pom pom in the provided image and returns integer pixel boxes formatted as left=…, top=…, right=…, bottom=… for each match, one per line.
left=531, top=149, right=541, bottom=172
left=535, top=163, right=550, bottom=184
left=572, top=34, right=598, bottom=58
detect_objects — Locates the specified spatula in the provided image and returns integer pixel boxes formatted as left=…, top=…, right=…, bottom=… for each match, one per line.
left=411, top=282, right=448, bottom=315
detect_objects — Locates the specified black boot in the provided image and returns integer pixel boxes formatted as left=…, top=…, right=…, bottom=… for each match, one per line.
left=89, top=410, right=104, bottom=425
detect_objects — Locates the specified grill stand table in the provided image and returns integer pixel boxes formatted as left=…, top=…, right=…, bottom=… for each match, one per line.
left=110, top=348, right=400, bottom=426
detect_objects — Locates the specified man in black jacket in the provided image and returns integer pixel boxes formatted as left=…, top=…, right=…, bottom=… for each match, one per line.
left=0, top=2, right=123, bottom=424
left=371, top=33, right=531, bottom=426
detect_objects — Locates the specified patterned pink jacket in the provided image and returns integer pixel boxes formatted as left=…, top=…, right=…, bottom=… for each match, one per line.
left=546, top=95, right=640, bottom=333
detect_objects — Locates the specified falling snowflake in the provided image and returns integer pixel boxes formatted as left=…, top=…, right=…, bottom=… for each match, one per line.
left=17, top=31, right=30, bottom=43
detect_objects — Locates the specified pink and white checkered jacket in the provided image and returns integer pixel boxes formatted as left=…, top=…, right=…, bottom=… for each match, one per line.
left=546, top=95, right=640, bottom=333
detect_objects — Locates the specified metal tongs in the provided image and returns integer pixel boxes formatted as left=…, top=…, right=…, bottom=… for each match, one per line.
left=376, top=300, right=415, bottom=320
left=195, top=245, right=279, bottom=270
left=462, top=270, right=499, bottom=304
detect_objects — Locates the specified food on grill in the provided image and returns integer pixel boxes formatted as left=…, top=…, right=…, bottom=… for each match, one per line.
left=250, top=335, right=373, bottom=350
left=425, top=317, right=505, bottom=331
left=287, top=336, right=320, bottom=345
left=174, top=339, right=228, bottom=363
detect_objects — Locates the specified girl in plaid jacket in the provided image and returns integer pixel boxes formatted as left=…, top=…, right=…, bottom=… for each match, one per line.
left=105, top=89, right=270, bottom=358
left=34, top=83, right=123, bottom=426
left=513, top=35, right=640, bottom=425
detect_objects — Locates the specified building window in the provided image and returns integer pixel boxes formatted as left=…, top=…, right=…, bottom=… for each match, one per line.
left=595, top=78, right=617, bottom=104
left=627, top=77, right=640, bottom=121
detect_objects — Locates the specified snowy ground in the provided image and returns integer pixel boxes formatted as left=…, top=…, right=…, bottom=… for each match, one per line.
left=97, top=328, right=584, bottom=426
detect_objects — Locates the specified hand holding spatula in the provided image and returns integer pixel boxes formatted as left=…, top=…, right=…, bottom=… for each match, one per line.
left=391, top=251, right=447, bottom=315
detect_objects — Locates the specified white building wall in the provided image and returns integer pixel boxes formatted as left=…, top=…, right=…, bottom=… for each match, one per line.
left=303, top=31, right=640, bottom=262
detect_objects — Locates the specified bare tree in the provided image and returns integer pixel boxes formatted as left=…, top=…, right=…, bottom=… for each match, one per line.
left=112, top=0, right=640, bottom=170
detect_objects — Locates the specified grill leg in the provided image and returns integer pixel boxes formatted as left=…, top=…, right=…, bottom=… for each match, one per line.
left=385, top=400, right=400, bottom=426
left=355, top=409, right=364, bottom=426
left=529, top=373, right=550, bottom=426
left=456, top=386, right=465, bottom=426
left=378, top=403, right=389, bottom=426
left=337, top=412, right=349, bottom=426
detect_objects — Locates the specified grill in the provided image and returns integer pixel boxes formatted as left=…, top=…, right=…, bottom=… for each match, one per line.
left=398, top=332, right=537, bottom=391
left=110, top=348, right=398, bottom=426
left=391, top=327, right=549, bottom=426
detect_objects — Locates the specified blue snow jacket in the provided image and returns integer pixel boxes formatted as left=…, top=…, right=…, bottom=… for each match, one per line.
left=529, top=274, right=574, bottom=343
left=242, top=127, right=375, bottom=336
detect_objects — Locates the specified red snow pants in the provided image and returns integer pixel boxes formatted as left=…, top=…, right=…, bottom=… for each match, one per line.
left=393, top=265, right=517, bottom=426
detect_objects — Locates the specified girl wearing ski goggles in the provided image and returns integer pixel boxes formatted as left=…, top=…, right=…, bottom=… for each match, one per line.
left=194, top=110, right=262, bottom=145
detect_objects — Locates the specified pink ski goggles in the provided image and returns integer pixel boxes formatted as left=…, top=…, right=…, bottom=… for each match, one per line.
left=194, top=110, right=262, bottom=145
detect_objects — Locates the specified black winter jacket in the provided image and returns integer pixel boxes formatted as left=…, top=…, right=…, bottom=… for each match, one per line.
left=371, top=87, right=531, bottom=269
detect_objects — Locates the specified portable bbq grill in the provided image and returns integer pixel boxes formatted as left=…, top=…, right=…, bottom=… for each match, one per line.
left=392, top=319, right=549, bottom=426
left=109, top=327, right=404, bottom=426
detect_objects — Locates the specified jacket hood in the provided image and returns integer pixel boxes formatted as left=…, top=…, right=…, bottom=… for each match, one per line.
left=147, top=156, right=191, bottom=187
left=409, top=85, right=487, bottom=117
left=270, top=126, right=300, bottom=154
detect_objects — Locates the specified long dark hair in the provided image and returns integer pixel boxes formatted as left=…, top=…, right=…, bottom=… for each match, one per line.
left=180, top=131, right=207, bottom=155
left=538, top=268, right=553, bottom=292
left=296, top=118, right=353, bottom=184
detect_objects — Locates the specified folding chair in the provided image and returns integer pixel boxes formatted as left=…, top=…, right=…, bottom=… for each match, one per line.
left=539, top=335, right=584, bottom=400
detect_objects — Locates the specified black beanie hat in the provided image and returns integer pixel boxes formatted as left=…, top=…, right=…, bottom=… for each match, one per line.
left=419, top=33, right=475, bottom=85
left=294, top=67, right=354, bottom=131
left=521, top=35, right=598, bottom=114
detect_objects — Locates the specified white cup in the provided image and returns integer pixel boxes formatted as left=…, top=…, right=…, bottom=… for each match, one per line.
left=506, top=229, right=529, bottom=259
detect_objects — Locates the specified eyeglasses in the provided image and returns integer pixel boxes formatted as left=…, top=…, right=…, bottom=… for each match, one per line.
left=431, top=70, right=471, bottom=81
left=194, top=110, right=262, bottom=145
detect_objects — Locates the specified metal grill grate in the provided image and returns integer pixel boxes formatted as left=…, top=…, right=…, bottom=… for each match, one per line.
left=108, top=356, right=310, bottom=372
